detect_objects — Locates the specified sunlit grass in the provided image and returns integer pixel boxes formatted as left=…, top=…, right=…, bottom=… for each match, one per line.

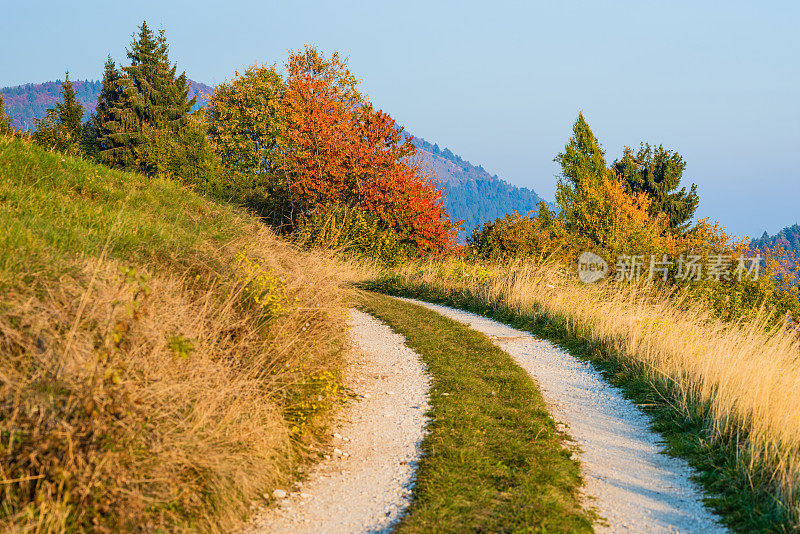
left=365, top=257, right=800, bottom=531
left=0, top=136, right=349, bottom=531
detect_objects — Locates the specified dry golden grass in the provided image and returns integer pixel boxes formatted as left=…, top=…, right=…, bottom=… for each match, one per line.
left=0, top=137, right=354, bottom=532
left=371, top=258, right=800, bottom=525
left=1, top=233, right=350, bottom=532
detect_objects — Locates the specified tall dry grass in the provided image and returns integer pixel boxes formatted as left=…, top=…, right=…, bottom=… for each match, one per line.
left=1, top=231, right=350, bottom=533
left=0, top=137, right=355, bottom=532
left=374, top=258, right=800, bottom=524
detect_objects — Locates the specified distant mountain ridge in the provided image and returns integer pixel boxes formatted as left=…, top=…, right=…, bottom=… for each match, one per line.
left=752, top=224, right=800, bottom=256
left=1, top=79, right=546, bottom=238
left=409, top=135, right=545, bottom=239
left=0, top=79, right=213, bottom=131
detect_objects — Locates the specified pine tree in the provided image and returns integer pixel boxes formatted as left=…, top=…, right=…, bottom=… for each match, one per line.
left=55, top=71, right=84, bottom=144
left=0, top=94, right=13, bottom=136
left=612, top=143, right=699, bottom=233
left=96, top=21, right=197, bottom=173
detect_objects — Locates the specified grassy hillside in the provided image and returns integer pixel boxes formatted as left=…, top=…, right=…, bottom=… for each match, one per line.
left=0, top=136, right=348, bottom=531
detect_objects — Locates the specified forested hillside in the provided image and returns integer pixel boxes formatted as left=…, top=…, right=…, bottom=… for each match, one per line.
left=752, top=224, right=800, bottom=255
left=0, top=79, right=212, bottom=131
left=411, top=136, right=544, bottom=238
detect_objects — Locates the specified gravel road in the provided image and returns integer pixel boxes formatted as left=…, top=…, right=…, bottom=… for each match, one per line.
left=246, top=310, right=430, bottom=533
left=400, top=297, right=725, bottom=534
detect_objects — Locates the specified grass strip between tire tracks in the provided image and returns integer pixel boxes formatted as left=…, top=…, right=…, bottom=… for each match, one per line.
left=352, top=290, right=593, bottom=533
left=362, top=279, right=792, bottom=533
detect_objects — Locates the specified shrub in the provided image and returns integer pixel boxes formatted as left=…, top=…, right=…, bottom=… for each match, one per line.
left=467, top=203, right=588, bottom=263
left=296, top=204, right=409, bottom=264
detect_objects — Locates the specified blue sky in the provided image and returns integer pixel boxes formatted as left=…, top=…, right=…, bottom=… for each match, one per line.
left=2, top=1, right=797, bottom=237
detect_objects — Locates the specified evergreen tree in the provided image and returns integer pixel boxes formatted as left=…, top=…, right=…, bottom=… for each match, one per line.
left=32, top=71, right=85, bottom=153
left=554, top=112, right=611, bottom=230
left=123, top=23, right=194, bottom=133
left=612, top=143, right=699, bottom=233
left=0, top=94, right=13, bottom=136
left=554, top=112, right=608, bottom=189
left=55, top=71, right=84, bottom=143
left=89, top=55, right=126, bottom=158
left=96, top=21, right=197, bottom=173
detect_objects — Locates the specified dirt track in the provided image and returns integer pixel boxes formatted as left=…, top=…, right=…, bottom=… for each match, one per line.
left=246, top=310, right=430, bottom=533
left=402, top=298, right=725, bottom=533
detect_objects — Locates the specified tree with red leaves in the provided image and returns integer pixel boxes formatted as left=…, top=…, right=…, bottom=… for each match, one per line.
left=209, top=46, right=458, bottom=255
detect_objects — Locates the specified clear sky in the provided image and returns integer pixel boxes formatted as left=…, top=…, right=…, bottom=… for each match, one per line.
left=2, top=1, right=797, bottom=237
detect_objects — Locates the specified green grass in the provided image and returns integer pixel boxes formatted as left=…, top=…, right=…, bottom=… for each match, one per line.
left=0, top=137, right=348, bottom=532
left=0, top=136, right=249, bottom=290
left=353, top=290, right=593, bottom=533
left=364, top=278, right=792, bottom=533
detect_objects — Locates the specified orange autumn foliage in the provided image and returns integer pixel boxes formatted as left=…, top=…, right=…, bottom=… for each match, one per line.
left=208, top=47, right=458, bottom=255
left=282, top=48, right=458, bottom=253
left=563, top=170, right=667, bottom=256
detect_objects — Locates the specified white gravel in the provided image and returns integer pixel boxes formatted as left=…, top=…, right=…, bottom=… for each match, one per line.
left=245, top=310, right=430, bottom=534
left=400, top=297, right=725, bottom=534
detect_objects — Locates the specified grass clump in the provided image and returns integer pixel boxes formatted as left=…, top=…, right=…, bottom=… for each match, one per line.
left=363, top=258, right=800, bottom=531
left=0, top=136, right=348, bottom=532
left=353, top=290, right=593, bottom=533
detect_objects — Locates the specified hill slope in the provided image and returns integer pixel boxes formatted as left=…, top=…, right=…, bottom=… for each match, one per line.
left=410, top=135, right=544, bottom=238
left=1, top=79, right=212, bottom=131
left=752, top=224, right=800, bottom=256
left=0, top=136, right=346, bottom=531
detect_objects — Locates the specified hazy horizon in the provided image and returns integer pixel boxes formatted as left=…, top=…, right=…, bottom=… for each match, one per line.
left=3, top=0, right=797, bottom=238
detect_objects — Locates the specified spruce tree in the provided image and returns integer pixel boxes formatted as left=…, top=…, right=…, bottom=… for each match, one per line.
left=0, top=94, right=13, bottom=136
left=32, top=72, right=85, bottom=153
left=612, top=143, right=699, bottom=233
left=90, top=55, right=128, bottom=161
left=96, top=21, right=198, bottom=173
left=55, top=71, right=84, bottom=144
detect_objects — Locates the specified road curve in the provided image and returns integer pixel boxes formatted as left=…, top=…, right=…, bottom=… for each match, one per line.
left=399, top=297, right=724, bottom=534
left=245, top=310, right=430, bottom=533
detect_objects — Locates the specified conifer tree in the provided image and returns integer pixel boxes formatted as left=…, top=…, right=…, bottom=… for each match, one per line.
left=554, top=112, right=609, bottom=189
left=32, top=71, right=85, bottom=153
left=123, top=22, right=194, bottom=133
left=554, top=112, right=611, bottom=231
left=612, top=143, right=699, bottom=233
left=95, top=21, right=197, bottom=173
left=0, top=94, right=13, bottom=136
left=55, top=71, right=84, bottom=144
left=90, top=55, right=127, bottom=160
